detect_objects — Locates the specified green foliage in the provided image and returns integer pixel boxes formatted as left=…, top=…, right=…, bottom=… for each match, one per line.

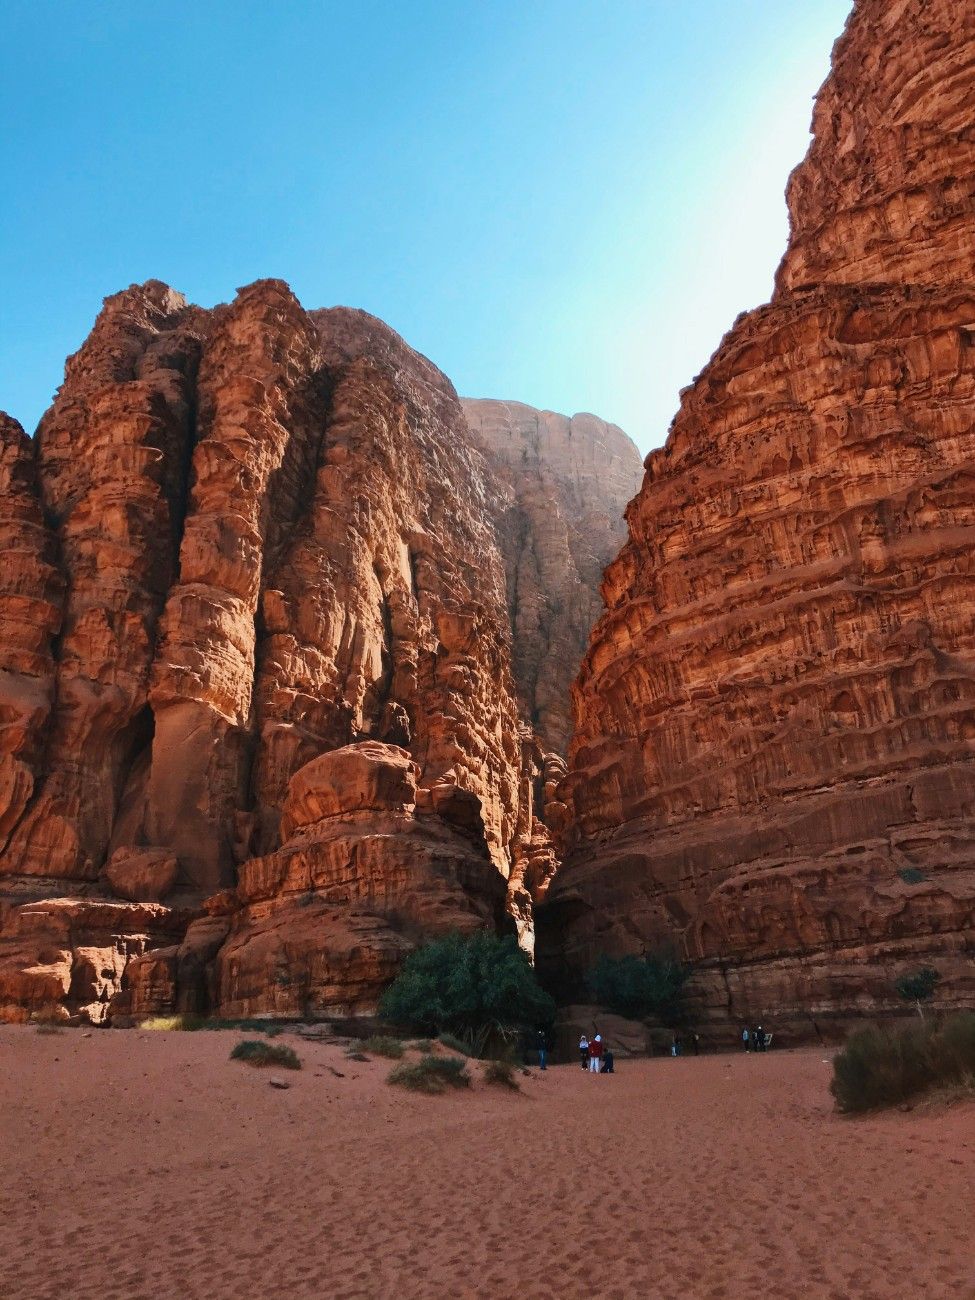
left=894, top=966, right=941, bottom=1015
left=388, top=1053, right=471, bottom=1093
left=481, top=1058, right=519, bottom=1089
left=830, top=1012, right=975, bottom=1113
left=143, top=1014, right=283, bottom=1035
left=378, top=931, right=555, bottom=1054
left=586, top=951, right=689, bottom=1022
left=898, top=867, right=926, bottom=885
left=230, top=1040, right=302, bottom=1070
left=437, top=1032, right=474, bottom=1056
left=362, top=1035, right=405, bottom=1059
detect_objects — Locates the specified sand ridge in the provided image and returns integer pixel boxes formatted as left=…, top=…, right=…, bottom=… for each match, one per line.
left=1, top=1028, right=972, bottom=1299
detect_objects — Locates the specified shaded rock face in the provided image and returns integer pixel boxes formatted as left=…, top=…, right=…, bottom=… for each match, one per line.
left=461, top=400, right=643, bottom=754
left=0, top=282, right=631, bottom=1021
left=546, top=0, right=975, bottom=1032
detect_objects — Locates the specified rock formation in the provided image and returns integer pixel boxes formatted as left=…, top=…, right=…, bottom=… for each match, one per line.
left=462, top=400, right=642, bottom=754
left=0, top=284, right=637, bottom=1022
left=545, top=0, right=975, bottom=1035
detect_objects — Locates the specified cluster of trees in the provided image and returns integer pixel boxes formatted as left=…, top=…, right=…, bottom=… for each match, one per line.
left=379, top=930, right=690, bottom=1057
left=585, top=951, right=689, bottom=1023
left=379, top=931, right=555, bottom=1057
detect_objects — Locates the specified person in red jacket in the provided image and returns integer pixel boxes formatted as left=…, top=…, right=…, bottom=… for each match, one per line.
left=588, top=1033, right=604, bottom=1072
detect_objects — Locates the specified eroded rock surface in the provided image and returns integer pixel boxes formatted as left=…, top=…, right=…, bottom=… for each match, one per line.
left=462, top=399, right=642, bottom=754
left=0, top=287, right=631, bottom=1021
left=546, top=0, right=975, bottom=1033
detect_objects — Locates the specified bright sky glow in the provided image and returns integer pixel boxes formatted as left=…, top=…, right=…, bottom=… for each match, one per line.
left=1, top=1, right=853, bottom=454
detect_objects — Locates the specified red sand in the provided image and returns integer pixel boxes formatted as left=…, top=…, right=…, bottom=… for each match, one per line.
left=1, top=1028, right=972, bottom=1299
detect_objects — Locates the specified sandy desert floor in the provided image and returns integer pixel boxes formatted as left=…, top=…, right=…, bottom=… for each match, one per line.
left=0, top=1027, right=972, bottom=1300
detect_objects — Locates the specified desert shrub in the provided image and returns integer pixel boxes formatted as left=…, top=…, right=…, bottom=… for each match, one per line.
left=362, top=1034, right=405, bottom=1059
left=437, top=1032, right=472, bottom=1056
left=31, top=1008, right=68, bottom=1028
left=894, top=966, right=941, bottom=1017
left=143, top=1014, right=284, bottom=1034
left=586, top=950, right=689, bottom=1022
left=830, top=1013, right=975, bottom=1113
left=928, top=1011, right=975, bottom=1081
left=143, top=1014, right=207, bottom=1031
left=481, top=1058, right=519, bottom=1089
left=230, top=1040, right=301, bottom=1070
left=898, top=867, right=926, bottom=885
left=388, top=1053, right=470, bottom=1093
left=35, top=1024, right=65, bottom=1035
left=378, top=931, right=555, bottom=1056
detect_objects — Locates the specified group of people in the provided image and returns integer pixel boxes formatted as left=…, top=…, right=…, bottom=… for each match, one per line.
left=668, top=1031, right=701, bottom=1056
left=578, top=1033, right=615, bottom=1073
left=535, top=1024, right=771, bottom=1069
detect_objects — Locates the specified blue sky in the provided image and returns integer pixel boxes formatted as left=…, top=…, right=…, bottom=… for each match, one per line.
left=1, top=1, right=852, bottom=454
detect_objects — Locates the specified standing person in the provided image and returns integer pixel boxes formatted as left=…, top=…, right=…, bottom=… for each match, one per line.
left=589, top=1033, right=603, bottom=1072
left=742, top=1026, right=751, bottom=1052
left=579, top=1034, right=589, bottom=1071
left=671, top=1032, right=682, bottom=1057
left=693, top=1032, right=701, bottom=1056
left=536, top=1027, right=548, bottom=1071
left=755, top=1025, right=765, bottom=1052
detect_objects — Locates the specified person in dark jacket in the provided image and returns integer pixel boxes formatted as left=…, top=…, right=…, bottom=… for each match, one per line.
left=579, top=1034, right=589, bottom=1070
left=536, top=1027, right=548, bottom=1071
left=601, top=1047, right=615, bottom=1074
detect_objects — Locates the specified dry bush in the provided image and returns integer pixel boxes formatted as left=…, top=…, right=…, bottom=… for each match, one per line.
left=230, top=1040, right=302, bottom=1070
left=831, top=1013, right=975, bottom=1113
left=388, top=1054, right=470, bottom=1093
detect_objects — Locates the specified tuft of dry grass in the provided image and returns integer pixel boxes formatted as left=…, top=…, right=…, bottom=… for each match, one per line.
left=230, top=1040, right=302, bottom=1070
left=481, top=1059, right=519, bottom=1089
left=388, top=1054, right=470, bottom=1094
left=362, top=1035, right=405, bottom=1058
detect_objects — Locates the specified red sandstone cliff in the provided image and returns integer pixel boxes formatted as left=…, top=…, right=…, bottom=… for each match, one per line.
left=546, top=0, right=975, bottom=1033
left=0, top=286, right=633, bottom=1022
left=462, top=399, right=642, bottom=755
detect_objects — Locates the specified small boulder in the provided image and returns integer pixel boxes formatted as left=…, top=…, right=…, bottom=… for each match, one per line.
left=281, top=741, right=418, bottom=836
left=104, top=847, right=179, bottom=903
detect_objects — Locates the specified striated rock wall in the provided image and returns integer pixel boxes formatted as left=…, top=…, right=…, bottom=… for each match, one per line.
left=0, top=285, right=632, bottom=1022
left=777, top=0, right=975, bottom=294
left=546, top=0, right=975, bottom=1034
left=461, top=399, right=642, bottom=755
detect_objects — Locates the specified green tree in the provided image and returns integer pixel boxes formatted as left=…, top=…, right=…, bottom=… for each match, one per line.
left=894, top=966, right=941, bottom=1020
left=379, top=931, right=555, bottom=1057
left=586, top=951, right=689, bottom=1023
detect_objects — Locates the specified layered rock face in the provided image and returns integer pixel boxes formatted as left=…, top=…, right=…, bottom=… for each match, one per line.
left=546, top=0, right=975, bottom=1033
left=461, top=400, right=642, bottom=754
left=0, top=283, right=632, bottom=1021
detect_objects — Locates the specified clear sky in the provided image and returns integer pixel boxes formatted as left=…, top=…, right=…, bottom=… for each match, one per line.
left=1, top=1, right=853, bottom=454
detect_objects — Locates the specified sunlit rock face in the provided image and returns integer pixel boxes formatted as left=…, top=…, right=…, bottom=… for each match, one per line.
left=0, top=284, right=633, bottom=1021
left=544, top=0, right=975, bottom=1034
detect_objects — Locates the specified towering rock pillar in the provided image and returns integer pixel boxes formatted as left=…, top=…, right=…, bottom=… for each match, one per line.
left=547, top=0, right=975, bottom=1032
left=0, top=284, right=638, bottom=1021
